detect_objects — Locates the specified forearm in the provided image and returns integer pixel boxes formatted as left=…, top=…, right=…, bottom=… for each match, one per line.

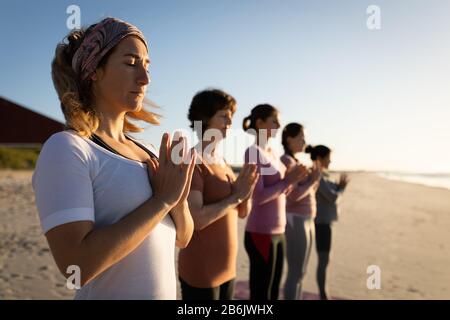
left=170, top=202, right=194, bottom=248
left=247, top=154, right=290, bottom=205
left=75, top=197, right=171, bottom=286
left=253, top=178, right=289, bottom=205
left=288, top=179, right=315, bottom=202
left=191, top=194, right=240, bottom=231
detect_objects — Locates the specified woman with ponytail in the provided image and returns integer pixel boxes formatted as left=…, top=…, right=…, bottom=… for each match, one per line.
left=32, top=18, right=196, bottom=299
left=281, top=123, right=322, bottom=300
left=242, top=105, right=308, bottom=300
left=308, top=145, right=348, bottom=300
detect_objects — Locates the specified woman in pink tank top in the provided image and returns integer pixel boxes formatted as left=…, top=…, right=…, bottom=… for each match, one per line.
left=242, top=105, right=307, bottom=300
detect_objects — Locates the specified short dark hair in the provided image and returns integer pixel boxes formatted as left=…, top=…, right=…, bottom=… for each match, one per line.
left=187, top=89, right=236, bottom=137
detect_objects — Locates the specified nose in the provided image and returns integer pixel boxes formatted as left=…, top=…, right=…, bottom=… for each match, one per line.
left=137, top=65, right=150, bottom=86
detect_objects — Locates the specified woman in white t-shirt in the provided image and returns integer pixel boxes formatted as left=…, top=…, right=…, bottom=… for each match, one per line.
left=32, top=17, right=196, bottom=299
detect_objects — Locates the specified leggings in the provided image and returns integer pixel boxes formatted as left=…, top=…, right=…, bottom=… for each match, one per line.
left=179, top=277, right=235, bottom=300
left=244, top=231, right=285, bottom=300
left=315, top=223, right=332, bottom=300
left=283, top=214, right=315, bottom=300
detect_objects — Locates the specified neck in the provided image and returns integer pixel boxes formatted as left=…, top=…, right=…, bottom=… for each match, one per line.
left=94, top=108, right=127, bottom=142
left=256, top=134, right=270, bottom=150
left=287, top=151, right=298, bottom=159
left=200, top=139, right=218, bottom=156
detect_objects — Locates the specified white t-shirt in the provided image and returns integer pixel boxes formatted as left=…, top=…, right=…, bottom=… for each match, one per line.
left=32, top=130, right=176, bottom=299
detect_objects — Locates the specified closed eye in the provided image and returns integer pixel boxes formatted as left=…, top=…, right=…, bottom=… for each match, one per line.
left=126, top=63, right=150, bottom=74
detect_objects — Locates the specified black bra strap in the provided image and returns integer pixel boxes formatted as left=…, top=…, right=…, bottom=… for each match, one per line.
left=90, top=134, right=158, bottom=162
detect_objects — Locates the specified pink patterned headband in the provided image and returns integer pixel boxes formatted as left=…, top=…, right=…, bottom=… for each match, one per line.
left=72, top=17, right=148, bottom=81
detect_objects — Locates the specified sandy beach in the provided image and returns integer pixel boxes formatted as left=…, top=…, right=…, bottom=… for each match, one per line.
left=1, top=170, right=450, bottom=300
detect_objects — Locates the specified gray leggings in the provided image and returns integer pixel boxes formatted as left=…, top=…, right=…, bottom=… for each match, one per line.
left=283, top=214, right=315, bottom=300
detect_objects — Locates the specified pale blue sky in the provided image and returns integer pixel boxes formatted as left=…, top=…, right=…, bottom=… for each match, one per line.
left=1, top=0, right=449, bottom=172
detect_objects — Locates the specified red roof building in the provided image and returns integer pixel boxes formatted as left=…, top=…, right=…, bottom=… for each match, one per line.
left=0, top=96, right=64, bottom=147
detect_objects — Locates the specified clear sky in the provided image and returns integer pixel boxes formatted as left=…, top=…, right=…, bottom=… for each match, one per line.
left=1, top=0, right=449, bottom=173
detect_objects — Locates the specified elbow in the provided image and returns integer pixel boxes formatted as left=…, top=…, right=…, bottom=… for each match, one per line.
left=238, top=210, right=249, bottom=219
left=176, top=236, right=192, bottom=249
left=176, top=231, right=193, bottom=248
left=238, top=204, right=251, bottom=219
left=52, top=245, right=103, bottom=288
left=176, top=220, right=194, bottom=248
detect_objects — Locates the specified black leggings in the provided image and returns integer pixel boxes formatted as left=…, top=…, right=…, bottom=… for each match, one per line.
left=315, top=223, right=332, bottom=252
left=244, top=232, right=285, bottom=300
left=179, top=277, right=235, bottom=300
left=315, top=223, right=332, bottom=300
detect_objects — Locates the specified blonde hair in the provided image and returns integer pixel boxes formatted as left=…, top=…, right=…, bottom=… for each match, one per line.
left=51, top=27, right=160, bottom=137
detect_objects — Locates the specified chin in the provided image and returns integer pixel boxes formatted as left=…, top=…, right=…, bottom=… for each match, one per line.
left=126, top=102, right=143, bottom=113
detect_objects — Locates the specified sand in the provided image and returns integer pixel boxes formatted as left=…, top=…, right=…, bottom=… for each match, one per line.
left=0, top=171, right=71, bottom=299
left=1, top=170, right=450, bottom=300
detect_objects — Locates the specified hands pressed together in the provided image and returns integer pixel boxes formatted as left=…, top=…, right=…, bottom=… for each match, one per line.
left=232, top=163, right=259, bottom=203
left=146, top=133, right=196, bottom=210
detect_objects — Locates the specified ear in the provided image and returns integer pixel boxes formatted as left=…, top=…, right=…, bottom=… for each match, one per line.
left=255, top=118, right=265, bottom=129
left=90, top=71, right=98, bottom=81
left=90, top=68, right=104, bottom=82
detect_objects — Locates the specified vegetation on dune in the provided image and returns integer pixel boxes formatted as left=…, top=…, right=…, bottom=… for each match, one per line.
left=0, top=147, right=41, bottom=169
